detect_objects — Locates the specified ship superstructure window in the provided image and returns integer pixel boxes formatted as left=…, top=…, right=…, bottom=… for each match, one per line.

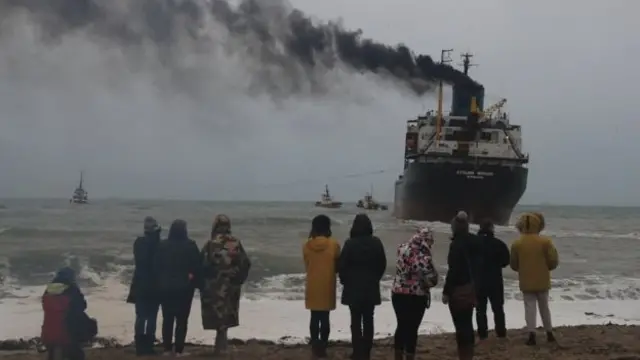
left=479, top=131, right=492, bottom=142
left=444, top=129, right=475, bottom=142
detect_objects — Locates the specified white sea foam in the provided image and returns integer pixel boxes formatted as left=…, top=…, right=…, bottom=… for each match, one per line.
left=1, top=276, right=639, bottom=343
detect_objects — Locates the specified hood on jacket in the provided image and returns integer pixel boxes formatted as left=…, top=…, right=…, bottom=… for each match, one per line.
left=349, top=213, right=373, bottom=238
left=306, top=236, right=333, bottom=252
left=516, top=213, right=544, bottom=234
left=168, top=219, right=188, bottom=241
left=409, top=227, right=434, bottom=252
left=211, top=214, right=231, bottom=238
left=45, top=282, right=69, bottom=295
left=530, top=212, right=545, bottom=231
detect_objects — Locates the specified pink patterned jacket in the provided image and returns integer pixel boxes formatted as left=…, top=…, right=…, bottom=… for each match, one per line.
left=391, top=228, right=439, bottom=296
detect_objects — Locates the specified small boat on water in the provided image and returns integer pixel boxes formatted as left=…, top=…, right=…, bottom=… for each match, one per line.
left=357, top=185, right=388, bottom=210
left=315, top=185, right=342, bottom=209
left=70, top=171, right=88, bottom=204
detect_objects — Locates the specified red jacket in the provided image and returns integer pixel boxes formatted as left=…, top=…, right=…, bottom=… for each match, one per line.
left=41, top=283, right=85, bottom=345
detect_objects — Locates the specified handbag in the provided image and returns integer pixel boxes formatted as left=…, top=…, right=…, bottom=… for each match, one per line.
left=450, top=248, right=477, bottom=311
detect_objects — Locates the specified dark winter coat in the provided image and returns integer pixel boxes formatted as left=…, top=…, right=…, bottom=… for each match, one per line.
left=443, top=233, right=482, bottom=297
left=127, top=231, right=161, bottom=304
left=476, top=230, right=510, bottom=291
left=338, top=235, right=387, bottom=306
left=153, top=222, right=201, bottom=295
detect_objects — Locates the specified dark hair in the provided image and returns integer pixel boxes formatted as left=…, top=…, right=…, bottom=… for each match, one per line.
left=310, top=215, right=332, bottom=238
left=478, top=218, right=494, bottom=235
left=168, top=219, right=188, bottom=240
left=349, top=213, right=373, bottom=238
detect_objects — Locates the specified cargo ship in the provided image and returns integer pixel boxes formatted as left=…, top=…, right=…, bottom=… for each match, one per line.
left=393, top=52, right=528, bottom=225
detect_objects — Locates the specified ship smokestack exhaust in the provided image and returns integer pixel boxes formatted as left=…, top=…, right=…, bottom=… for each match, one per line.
left=450, top=86, right=485, bottom=116
left=0, top=0, right=483, bottom=97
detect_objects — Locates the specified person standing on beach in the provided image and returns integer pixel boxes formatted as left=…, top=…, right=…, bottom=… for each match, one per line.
left=443, top=211, right=481, bottom=360
left=391, top=227, right=438, bottom=360
left=338, top=213, right=387, bottom=360
left=303, top=214, right=341, bottom=358
left=200, top=215, right=251, bottom=356
left=510, top=212, right=559, bottom=346
left=126, top=216, right=162, bottom=356
left=475, top=219, right=510, bottom=340
left=41, top=267, right=91, bottom=360
left=153, top=219, right=201, bottom=356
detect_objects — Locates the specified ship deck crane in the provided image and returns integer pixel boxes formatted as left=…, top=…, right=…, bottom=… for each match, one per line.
left=480, top=98, right=507, bottom=121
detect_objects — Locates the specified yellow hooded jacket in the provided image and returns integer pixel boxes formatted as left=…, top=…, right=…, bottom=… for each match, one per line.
left=510, top=213, right=559, bottom=292
left=303, top=236, right=341, bottom=311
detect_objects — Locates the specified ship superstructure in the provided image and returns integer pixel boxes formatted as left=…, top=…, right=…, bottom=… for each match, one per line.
left=393, top=51, right=528, bottom=225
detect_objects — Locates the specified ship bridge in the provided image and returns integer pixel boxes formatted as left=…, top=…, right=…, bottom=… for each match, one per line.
left=403, top=97, right=528, bottom=164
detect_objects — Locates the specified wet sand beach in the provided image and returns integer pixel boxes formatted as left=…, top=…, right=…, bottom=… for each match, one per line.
left=1, top=325, right=639, bottom=360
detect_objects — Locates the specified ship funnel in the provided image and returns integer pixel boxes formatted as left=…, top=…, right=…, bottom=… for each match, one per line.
left=450, top=85, right=485, bottom=116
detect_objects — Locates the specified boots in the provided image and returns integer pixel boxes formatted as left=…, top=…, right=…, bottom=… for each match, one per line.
left=310, top=340, right=327, bottom=358
left=143, top=335, right=156, bottom=355
left=457, top=344, right=474, bottom=360
left=405, top=353, right=416, bottom=360
left=214, top=329, right=228, bottom=355
left=317, top=341, right=328, bottom=358
left=546, top=331, right=556, bottom=343
left=394, top=350, right=403, bottom=360
left=134, top=335, right=144, bottom=356
left=311, top=340, right=320, bottom=358
left=526, top=332, right=536, bottom=346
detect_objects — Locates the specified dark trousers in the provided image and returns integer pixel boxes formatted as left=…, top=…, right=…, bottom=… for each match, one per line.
left=392, top=293, right=428, bottom=354
left=160, top=289, right=194, bottom=354
left=348, top=303, right=375, bottom=357
left=449, top=304, right=475, bottom=347
left=135, top=301, right=160, bottom=338
left=475, top=285, right=506, bottom=338
left=47, top=344, right=85, bottom=360
left=309, top=310, right=330, bottom=343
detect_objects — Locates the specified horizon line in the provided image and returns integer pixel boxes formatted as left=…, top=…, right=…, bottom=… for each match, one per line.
left=0, top=197, right=638, bottom=208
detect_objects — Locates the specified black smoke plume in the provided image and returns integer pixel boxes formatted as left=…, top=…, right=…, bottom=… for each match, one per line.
left=0, top=0, right=483, bottom=97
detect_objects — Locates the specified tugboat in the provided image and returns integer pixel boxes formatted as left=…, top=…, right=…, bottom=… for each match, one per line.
left=357, top=185, right=388, bottom=210
left=70, top=172, right=88, bottom=204
left=315, top=185, right=342, bottom=209
left=393, top=51, right=529, bottom=225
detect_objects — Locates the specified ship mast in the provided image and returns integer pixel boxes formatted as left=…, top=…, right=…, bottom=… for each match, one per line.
left=459, top=52, right=477, bottom=75
left=78, top=171, right=84, bottom=190
left=435, top=49, right=453, bottom=147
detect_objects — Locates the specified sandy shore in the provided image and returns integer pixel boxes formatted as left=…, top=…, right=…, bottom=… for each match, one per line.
left=1, top=325, right=639, bottom=359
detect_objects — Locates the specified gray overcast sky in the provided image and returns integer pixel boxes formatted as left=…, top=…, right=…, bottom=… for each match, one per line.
left=0, top=0, right=638, bottom=205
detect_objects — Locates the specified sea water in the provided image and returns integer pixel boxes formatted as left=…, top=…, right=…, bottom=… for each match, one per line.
left=0, top=200, right=639, bottom=343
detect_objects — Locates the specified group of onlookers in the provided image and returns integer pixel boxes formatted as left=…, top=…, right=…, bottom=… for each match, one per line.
left=40, top=214, right=251, bottom=359
left=38, top=210, right=558, bottom=360
left=126, top=214, right=251, bottom=357
left=303, top=210, right=558, bottom=360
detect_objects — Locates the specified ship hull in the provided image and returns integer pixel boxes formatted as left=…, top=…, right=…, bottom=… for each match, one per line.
left=394, top=161, right=528, bottom=225
left=315, top=202, right=343, bottom=209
